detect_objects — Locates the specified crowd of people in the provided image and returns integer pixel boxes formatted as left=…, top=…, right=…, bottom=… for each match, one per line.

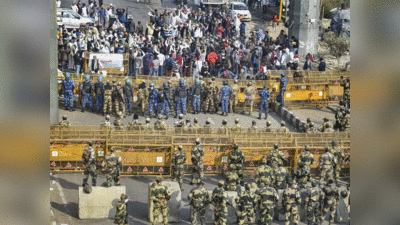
left=58, top=2, right=328, bottom=79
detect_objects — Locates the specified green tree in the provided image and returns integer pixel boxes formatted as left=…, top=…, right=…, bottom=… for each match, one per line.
left=324, top=32, right=350, bottom=71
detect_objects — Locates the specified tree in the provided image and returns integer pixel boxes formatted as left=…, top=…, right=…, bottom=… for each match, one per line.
left=324, top=32, right=350, bottom=71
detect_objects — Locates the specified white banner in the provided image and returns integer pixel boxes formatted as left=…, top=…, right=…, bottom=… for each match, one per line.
left=88, top=53, right=124, bottom=70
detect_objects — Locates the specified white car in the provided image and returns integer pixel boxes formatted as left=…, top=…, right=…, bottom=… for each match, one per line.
left=57, top=8, right=94, bottom=29
left=229, top=2, right=251, bottom=22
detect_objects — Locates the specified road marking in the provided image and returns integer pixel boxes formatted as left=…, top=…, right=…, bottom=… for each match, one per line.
left=52, top=175, right=72, bottom=224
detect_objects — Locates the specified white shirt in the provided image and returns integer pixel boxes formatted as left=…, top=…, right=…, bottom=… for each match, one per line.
left=71, top=5, right=78, bottom=13
left=288, top=52, right=294, bottom=63
left=158, top=53, right=165, bottom=65
left=82, top=7, right=88, bottom=17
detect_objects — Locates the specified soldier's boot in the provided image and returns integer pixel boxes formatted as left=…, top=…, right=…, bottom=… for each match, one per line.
left=166, top=115, right=169, bottom=120
left=69, top=107, right=73, bottom=112
left=179, top=182, right=183, bottom=191
left=257, top=116, right=262, bottom=119
left=190, top=175, right=195, bottom=185
left=92, top=178, right=97, bottom=187
left=82, top=178, right=88, bottom=186
left=64, top=106, right=68, bottom=110
left=264, top=115, right=268, bottom=119
left=81, top=107, right=85, bottom=113
left=91, top=108, right=95, bottom=113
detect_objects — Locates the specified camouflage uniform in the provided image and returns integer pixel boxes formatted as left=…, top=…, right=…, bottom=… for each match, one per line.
left=115, top=194, right=128, bottom=225
left=174, top=114, right=185, bottom=133
left=273, top=162, right=290, bottom=190
left=229, top=80, right=240, bottom=113
left=256, top=158, right=275, bottom=187
left=323, top=123, right=335, bottom=133
left=113, top=81, right=125, bottom=114
left=304, top=122, right=316, bottom=133
left=82, top=144, right=97, bottom=186
left=102, top=147, right=122, bottom=186
left=127, top=117, right=142, bottom=131
left=203, top=80, right=216, bottom=113
left=188, top=181, right=210, bottom=225
left=59, top=116, right=70, bottom=127
left=171, top=145, right=187, bottom=188
left=267, top=144, right=286, bottom=170
left=292, top=163, right=311, bottom=189
left=228, top=143, right=245, bottom=185
left=224, top=169, right=240, bottom=191
left=236, top=184, right=257, bottom=225
left=258, top=185, right=279, bottom=225
left=319, top=147, right=337, bottom=184
left=321, top=180, right=339, bottom=225
left=283, top=183, right=301, bottom=225
left=243, top=81, right=256, bottom=114
left=265, top=121, right=273, bottom=132
left=277, top=121, right=289, bottom=134
left=150, top=177, right=171, bottom=225
left=231, top=118, right=243, bottom=132
left=212, top=181, right=228, bottom=225
left=331, top=140, right=344, bottom=183
left=297, top=146, right=315, bottom=173
left=154, top=115, right=168, bottom=130
left=341, top=112, right=350, bottom=132
left=305, top=181, right=323, bottom=225
left=114, top=111, right=125, bottom=130
left=138, top=81, right=149, bottom=115
left=142, top=118, right=154, bottom=133
left=103, top=80, right=113, bottom=114
left=248, top=121, right=258, bottom=133
left=203, top=118, right=214, bottom=134
left=318, top=118, right=334, bottom=133
left=192, top=118, right=202, bottom=133
left=191, top=139, right=205, bottom=184
left=217, top=120, right=229, bottom=134
left=212, top=79, right=220, bottom=113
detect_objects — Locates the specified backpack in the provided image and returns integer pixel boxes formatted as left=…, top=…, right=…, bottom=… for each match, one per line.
left=166, top=58, right=173, bottom=70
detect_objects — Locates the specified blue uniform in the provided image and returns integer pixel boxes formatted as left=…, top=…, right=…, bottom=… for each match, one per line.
left=175, top=86, right=189, bottom=116
left=80, top=81, right=93, bottom=109
left=279, top=76, right=288, bottom=106
left=191, top=84, right=203, bottom=112
left=160, top=87, right=172, bottom=116
left=258, top=89, right=271, bottom=118
left=143, top=54, right=152, bottom=75
left=148, top=88, right=159, bottom=115
left=219, top=86, right=233, bottom=113
left=94, top=81, right=104, bottom=112
left=62, top=79, right=75, bottom=107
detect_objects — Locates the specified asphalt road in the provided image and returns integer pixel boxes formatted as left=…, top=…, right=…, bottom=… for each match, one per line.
left=50, top=173, right=344, bottom=225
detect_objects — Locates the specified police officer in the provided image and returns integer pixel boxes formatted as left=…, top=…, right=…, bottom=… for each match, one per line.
left=123, top=78, right=134, bottom=116
left=212, top=180, right=228, bottom=225
left=258, top=85, right=271, bottom=119
left=102, top=146, right=123, bottom=186
left=171, top=144, right=187, bottom=190
left=318, top=117, right=333, bottom=132
left=203, top=80, right=216, bottom=114
left=113, top=81, right=125, bottom=115
left=59, top=115, right=70, bottom=127
left=114, top=111, right=125, bottom=130
left=82, top=141, right=97, bottom=186
left=154, top=114, right=168, bottom=130
left=101, top=115, right=111, bottom=127
left=61, top=72, right=76, bottom=111
left=93, top=76, right=104, bottom=114
left=191, top=78, right=203, bottom=114
left=203, top=118, right=214, bottom=133
left=115, top=194, right=128, bottom=225
left=324, top=123, right=335, bottom=133
left=278, top=121, right=289, bottom=134
left=319, top=146, right=337, bottom=184
left=273, top=161, right=290, bottom=190
left=160, top=82, right=173, bottom=119
left=225, top=167, right=240, bottom=191
left=267, top=143, right=286, bottom=170
left=265, top=121, right=273, bottom=132
left=303, top=118, right=314, bottom=133
left=188, top=180, right=210, bottom=225
left=231, top=118, right=243, bottom=132
left=80, top=74, right=94, bottom=113
left=292, top=162, right=311, bottom=189
left=228, top=143, right=245, bottom=186
left=150, top=176, right=171, bottom=225
left=236, top=183, right=257, bottom=225
left=103, top=80, right=113, bottom=115
left=331, top=140, right=344, bottom=184
left=282, top=180, right=301, bottom=225
left=148, top=82, right=159, bottom=118
left=138, top=80, right=149, bottom=116
left=142, top=117, right=153, bottom=132
left=174, top=79, right=190, bottom=117
left=191, top=138, right=205, bottom=185
left=248, top=120, right=258, bottom=133
left=297, top=145, right=314, bottom=174
left=127, top=113, right=141, bottom=130
left=258, top=182, right=279, bottom=225
left=305, top=180, right=323, bottom=225
left=230, top=79, right=240, bottom=113
left=182, top=118, right=192, bottom=133
left=278, top=72, right=287, bottom=106
left=321, top=179, right=339, bottom=225
left=174, top=114, right=185, bottom=133
left=192, top=117, right=201, bottom=130
left=256, top=157, right=274, bottom=187
left=219, top=80, right=233, bottom=116
left=243, top=81, right=256, bottom=115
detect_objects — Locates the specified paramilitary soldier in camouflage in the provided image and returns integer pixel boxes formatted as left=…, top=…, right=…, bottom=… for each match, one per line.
left=154, top=114, right=168, bottom=130
left=171, top=145, right=187, bottom=189
left=127, top=113, right=141, bottom=130
left=231, top=118, right=243, bottom=132
left=248, top=120, right=258, bottom=133
left=192, top=117, right=201, bottom=130
left=319, top=146, right=337, bottom=184
left=258, top=182, right=279, bottom=225
left=150, top=176, right=171, bottom=225
left=203, top=80, right=217, bottom=114
left=188, top=180, right=210, bottom=225
left=203, top=118, right=214, bottom=133
left=274, top=161, right=291, bottom=190
left=59, top=115, right=71, bottom=127
left=142, top=117, right=153, bottom=133
left=243, top=81, right=256, bottom=115
left=305, top=180, right=323, bottom=225
left=101, top=115, right=111, bottom=126
left=265, top=121, right=273, bottom=132
left=330, top=140, right=344, bottom=183
left=321, top=179, right=339, bottom=225
left=318, top=117, right=333, bottom=133
left=115, top=194, right=128, bottom=225
left=267, top=143, right=286, bottom=170
left=212, top=180, right=228, bottom=225
left=282, top=180, right=301, bottom=225
left=277, top=121, right=289, bottom=134
left=113, top=81, right=125, bottom=115
left=341, top=109, right=350, bottom=132
left=236, top=183, right=257, bottom=225
left=138, top=80, right=149, bottom=116
left=303, top=118, right=314, bottom=133
left=230, top=79, right=240, bottom=113
left=292, top=162, right=311, bottom=189
left=123, top=78, right=134, bottom=116
left=256, top=157, right=275, bottom=187
left=174, top=114, right=185, bottom=128
left=102, top=146, right=122, bottom=186
left=229, top=143, right=246, bottom=186
left=340, top=77, right=350, bottom=108
left=218, top=119, right=229, bottom=134
left=298, top=145, right=314, bottom=173
left=323, top=123, right=335, bottom=133
left=82, top=141, right=97, bottom=186
left=113, top=111, right=125, bottom=130
left=103, top=80, right=113, bottom=115
left=191, top=138, right=205, bottom=184
left=225, top=167, right=240, bottom=191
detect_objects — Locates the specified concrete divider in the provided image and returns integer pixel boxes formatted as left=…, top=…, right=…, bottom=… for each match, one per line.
left=147, top=181, right=181, bottom=223
left=78, top=186, right=126, bottom=219
left=275, top=104, right=306, bottom=131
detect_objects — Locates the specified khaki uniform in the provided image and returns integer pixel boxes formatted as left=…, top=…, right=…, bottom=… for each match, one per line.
left=218, top=125, right=229, bottom=135
left=103, top=85, right=113, bottom=114
left=243, top=86, right=256, bottom=114
left=113, top=85, right=125, bottom=114
left=248, top=125, right=258, bottom=133
left=231, top=124, right=243, bottom=133
left=230, top=84, right=240, bottom=113
left=114, top=118, right=124, bottom=131
left=138, top=87, right=149, bottom=113
left=127, top=120, right=141, bottom=131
